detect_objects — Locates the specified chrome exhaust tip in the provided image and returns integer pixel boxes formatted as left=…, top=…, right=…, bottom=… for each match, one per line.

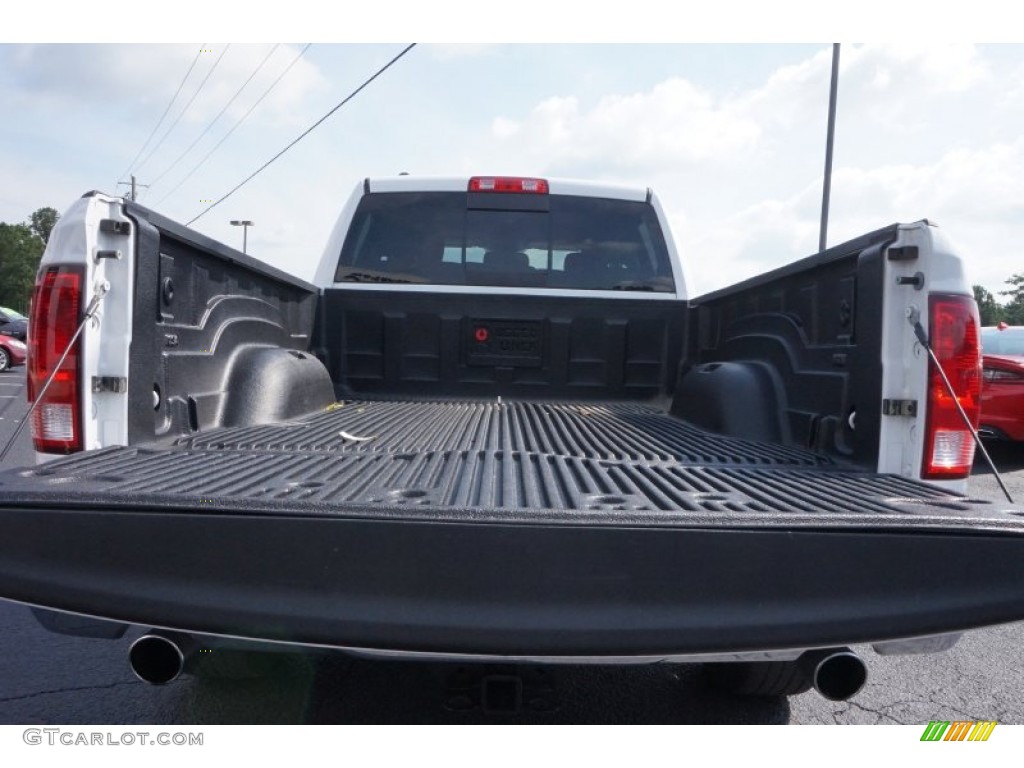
left=128, top=631, right=195, bottom=685
left=799, top=648, right=867, bottom=701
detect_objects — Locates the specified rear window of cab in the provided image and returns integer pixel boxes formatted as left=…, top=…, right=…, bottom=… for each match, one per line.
left=334, top=192, right=675, bottom=292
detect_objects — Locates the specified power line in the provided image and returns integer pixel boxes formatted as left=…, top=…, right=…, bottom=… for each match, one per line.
left=117, top=44, right=205, bottom=188
left=186, top=43, right=416, bottom=226
left=134, top=44, right=232, bottom=176
left=153, top=44, right=312, bottom=208
left=147, top=44, right=280, bottom=192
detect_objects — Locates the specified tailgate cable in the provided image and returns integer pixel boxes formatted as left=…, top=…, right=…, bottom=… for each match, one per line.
left=0, top=282, right=109, bottom=465
left=907, top=309, right=1014, bottom=503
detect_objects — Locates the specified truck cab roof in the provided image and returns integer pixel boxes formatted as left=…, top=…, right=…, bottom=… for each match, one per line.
left=364, top=175, right=652, bottom=202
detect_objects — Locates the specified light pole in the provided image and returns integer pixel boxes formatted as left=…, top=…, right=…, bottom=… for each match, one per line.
left=819, top=44, right=840, bottom=253
left=230, top=220, right=254, bottom=254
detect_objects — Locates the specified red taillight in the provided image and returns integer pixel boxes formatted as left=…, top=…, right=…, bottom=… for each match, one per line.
left=468, top=176, right=549, bottom=194
left=922, top=294, right=982, bottom=480
left=28, top=266, right=83, bottom=454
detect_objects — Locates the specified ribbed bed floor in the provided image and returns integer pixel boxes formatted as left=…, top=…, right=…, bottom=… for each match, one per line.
left=176, top=400, right=831, bottom=467
left=8, top=399, right=1019, bottom=527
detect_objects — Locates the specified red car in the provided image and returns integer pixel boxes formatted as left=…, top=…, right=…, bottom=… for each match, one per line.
left=980, top=324, right=1024, bottom=441
left=0, top=332, right=27, bottom=372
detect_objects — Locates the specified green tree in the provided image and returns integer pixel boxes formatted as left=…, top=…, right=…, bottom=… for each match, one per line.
left=0, top=222, right=43, bottom=313
left=973, top=285, right=1003, bottom=325
left=0, top=207, right=59, bottom=313
left=29, top=206, right=59, bottom=246
left=1001, top=273, right=1024, bottom=325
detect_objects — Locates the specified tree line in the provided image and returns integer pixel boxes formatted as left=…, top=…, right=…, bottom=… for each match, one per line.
left=0, top=207, right=59, bottom=314
left=974, top=277, right=1024, bottom=326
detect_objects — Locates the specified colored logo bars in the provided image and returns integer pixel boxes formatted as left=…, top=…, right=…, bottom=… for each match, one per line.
left=920, top=721, right=997, bottom=742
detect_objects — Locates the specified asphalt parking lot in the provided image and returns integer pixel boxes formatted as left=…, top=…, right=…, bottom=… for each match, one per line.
left=0, top=365, right=1022, bottom=724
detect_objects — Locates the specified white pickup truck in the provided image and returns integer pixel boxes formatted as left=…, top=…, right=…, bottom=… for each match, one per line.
left=1, top=175, right=1021, bottom=703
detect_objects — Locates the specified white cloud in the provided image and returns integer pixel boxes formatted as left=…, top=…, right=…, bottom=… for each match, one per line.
left=487, top=43, right=997, bottom=179
left=478, top=43, right=1019, bottom=298
left=866, top=43, right=988, bottom=94
left=492, top=77, right=762, bottom=176
left=0, top=153, right=95, bottom=224
left=679, top=138, right=1024, bottom=297
left=423, top=44, right=497, bottom=59
left=5, top=42, right=1023, bottom=307
left=6, top=44, right=327, bottom=125
left=491, top=116, right=519, bottom=140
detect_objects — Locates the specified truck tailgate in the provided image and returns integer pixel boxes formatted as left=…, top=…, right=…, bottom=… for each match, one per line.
left=1, top=399, right=1023, bottom=657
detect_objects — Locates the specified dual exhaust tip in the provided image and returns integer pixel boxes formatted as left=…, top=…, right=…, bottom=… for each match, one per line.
left=128, top=632, right=195, bottom=685
left=800, top=648, right=868, bottom=701
left=129, top=631, right=869, bottom=702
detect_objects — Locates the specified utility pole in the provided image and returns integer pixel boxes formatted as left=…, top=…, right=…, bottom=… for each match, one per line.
left=819, top=43, right=841, bottom=253
left=230, top=220, right=254, bottom=254
left=117, top=174, right=150, bottom=201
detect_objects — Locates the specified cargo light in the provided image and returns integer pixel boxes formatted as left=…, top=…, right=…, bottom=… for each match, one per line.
left=468, top=176, right=549, bottom=194
left=28, top=266, right=84, bottom=453
left=922, top=294, right=982, bottom=480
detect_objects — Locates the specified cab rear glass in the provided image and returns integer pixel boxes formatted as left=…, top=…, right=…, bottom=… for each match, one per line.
left=334, top=192, right=675, bottom=292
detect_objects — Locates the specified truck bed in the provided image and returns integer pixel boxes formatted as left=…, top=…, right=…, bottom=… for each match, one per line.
left=5, top=424, right=1024, bottom=662
left=7, top=197, right=1024, bottom=660
left=5, top=398, right=1016, bottom=528
left=4, top=396, right=1024, bottom=661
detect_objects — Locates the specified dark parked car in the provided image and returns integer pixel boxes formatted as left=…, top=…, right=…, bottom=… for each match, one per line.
left=980, top=324, right=1024, bottom=441
left=0, top=332, right=27, bottom=372
left=0, top=306, right=28, bottom=341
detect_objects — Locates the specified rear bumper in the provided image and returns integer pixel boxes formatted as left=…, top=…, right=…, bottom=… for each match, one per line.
left=2, top=503, right=1024, bottom=657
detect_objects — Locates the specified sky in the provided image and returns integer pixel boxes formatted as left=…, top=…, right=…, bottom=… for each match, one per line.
left=2, top=5, right=1022, bottom=299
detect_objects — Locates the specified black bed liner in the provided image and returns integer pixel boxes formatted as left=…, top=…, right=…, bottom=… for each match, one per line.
left=177, top=400, right=829, bottom=465
left=4, top=400, right=1021, bottom=530
left=4, top=399, right=1024, bottom=655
